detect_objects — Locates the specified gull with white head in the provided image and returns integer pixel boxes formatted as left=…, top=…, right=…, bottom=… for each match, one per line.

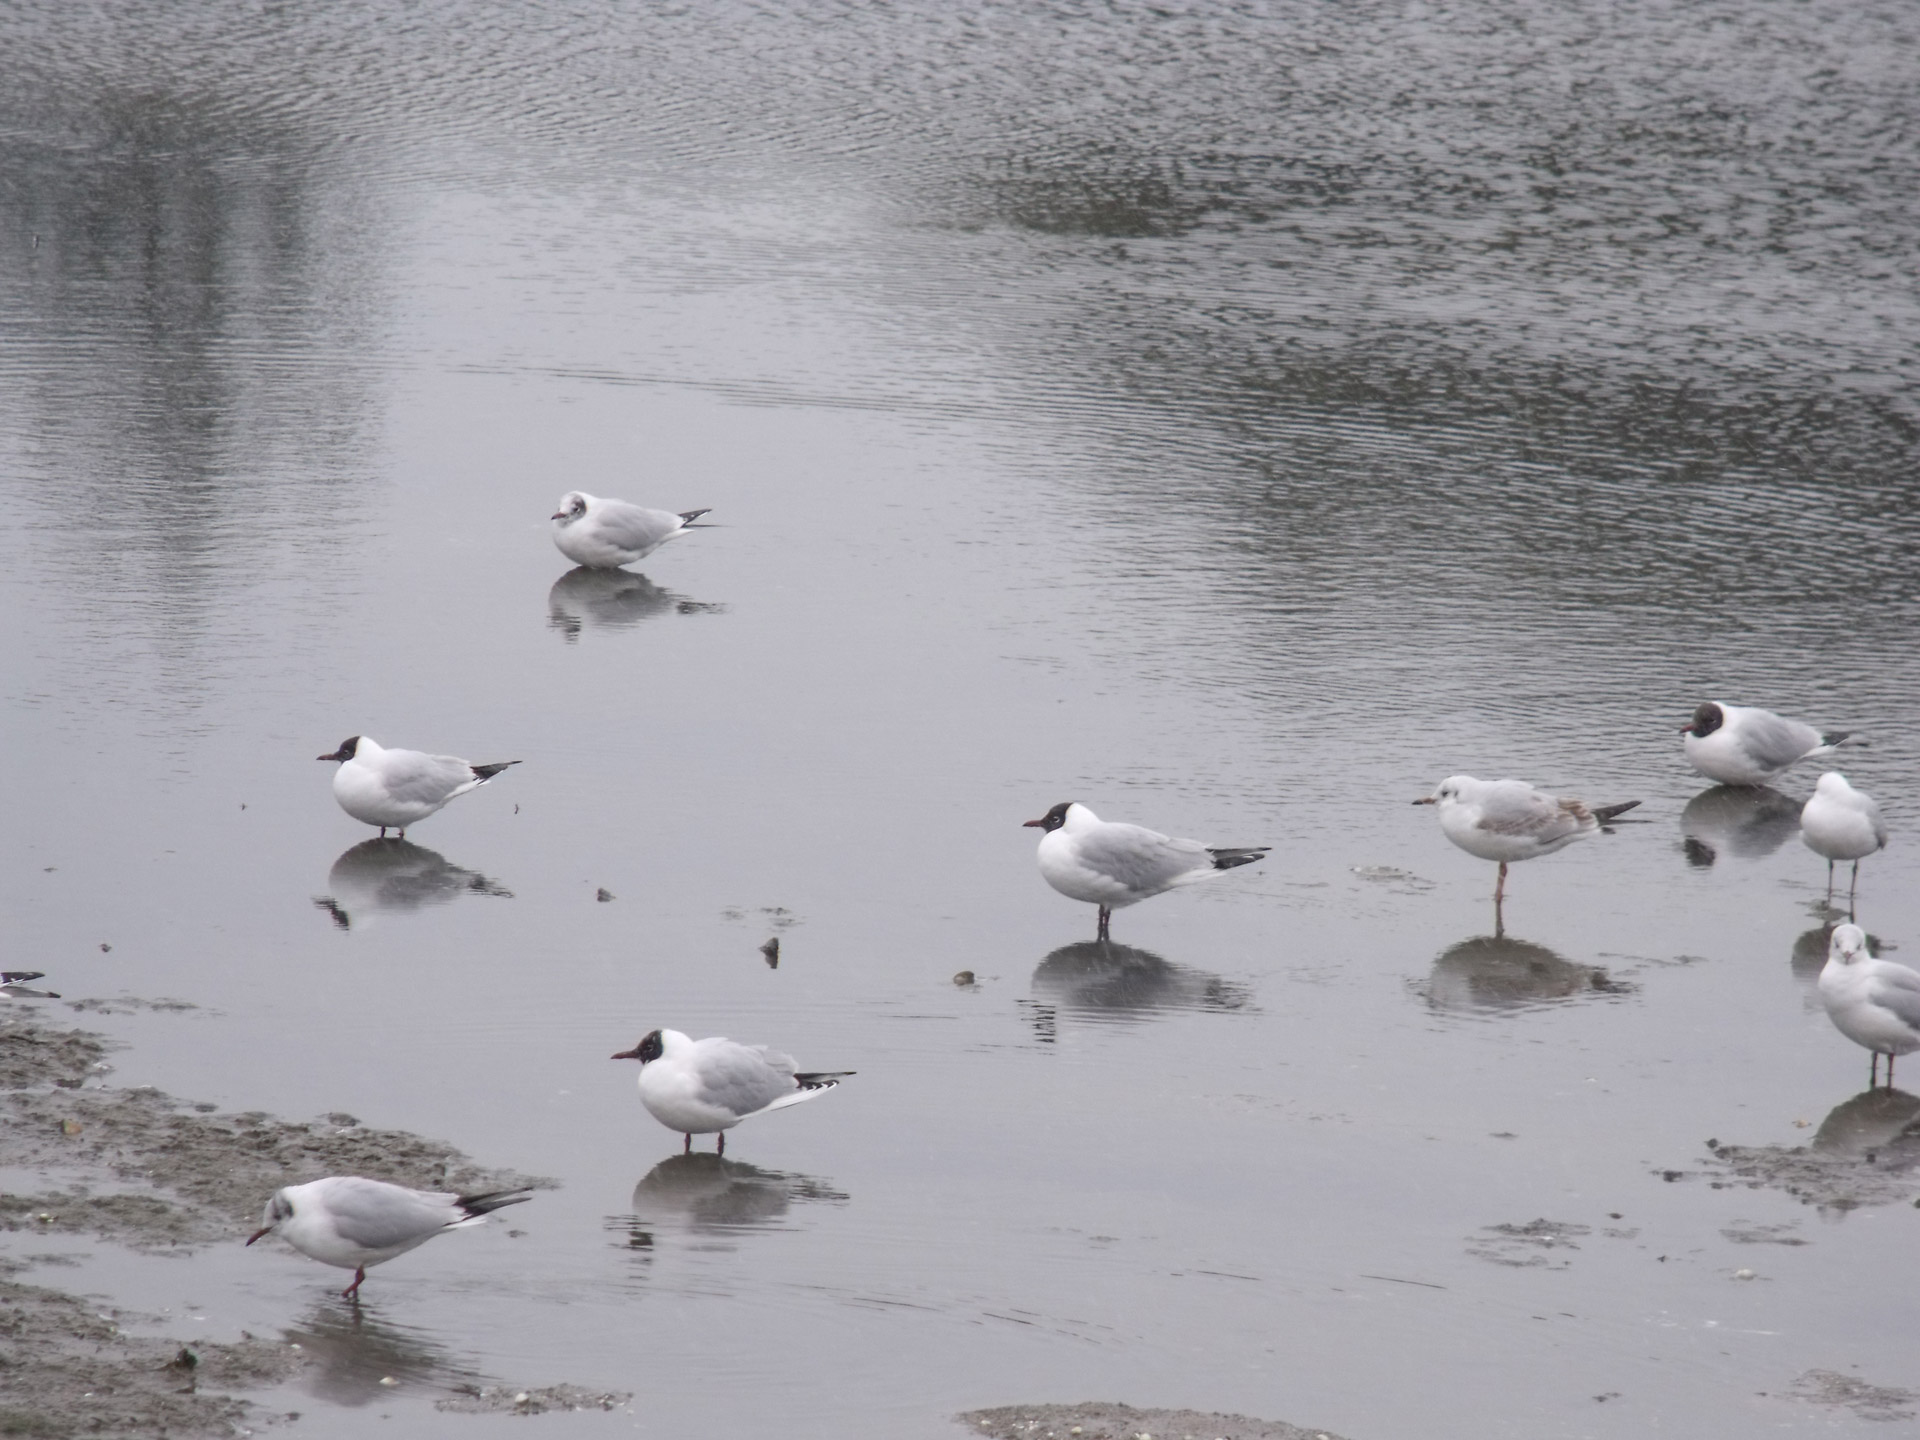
left=1818, top=924, right=1920, bottom=1089
left=551, top=492, right=711, bottom=570
left=1414, top=776, right=1639, bottom=906
left=1800, top=772, right=1888, bottom=906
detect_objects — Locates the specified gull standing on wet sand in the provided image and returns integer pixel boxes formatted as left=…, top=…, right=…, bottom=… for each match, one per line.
left=551, top=492, right=710, bottom=570
left=1680, top=701, right=1854, bottom=787
left=1800, top=772, right=1888, bottom=904
left=246, top=1176, right=533, bottom=1299
left=1415, top=776, right=1639, bottom=904
left=317, top=736, right=519, bottom=838
left=1818, top=924, right=1920, bottom=1089
left=1023, top=802, right=1269, bottom=940
left=611, top=1029, right=853, bottom=1155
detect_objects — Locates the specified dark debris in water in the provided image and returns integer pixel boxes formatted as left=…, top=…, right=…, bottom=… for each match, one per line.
left=436, top=1383, right=632, bottom=1415
left=1694, top=1094, right=1920, bottom=1212
left=1789, top=1369, right=1918, bottom=1423
left=958, top=1402, right=1349, bottom=1440
left=1466, top=1218, right=1591, bottom=1269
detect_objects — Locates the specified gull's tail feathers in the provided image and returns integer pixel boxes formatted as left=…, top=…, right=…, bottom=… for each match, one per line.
left=1591, top=800, right=1642, bottom=824
left=1207, top=847, right=1270, bottom=872
left=469, top=760, right=522, bottom=782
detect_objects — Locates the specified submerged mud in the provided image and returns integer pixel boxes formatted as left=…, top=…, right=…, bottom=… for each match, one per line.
left=959, top=1402, right=1350, bottom=1440
left=0, top=1010, right=625, bottom=1436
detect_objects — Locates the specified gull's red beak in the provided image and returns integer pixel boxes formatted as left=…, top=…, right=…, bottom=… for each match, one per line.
left=1677, top=722, right=1694, bottom=733
left=1021, top=817, right=1047, bottom=827
left=1411, top=797, right=1436, bottom=805
left=610, top=1047, right=643, bottom=1061
left=246, top=1226, right=272, bottom=1246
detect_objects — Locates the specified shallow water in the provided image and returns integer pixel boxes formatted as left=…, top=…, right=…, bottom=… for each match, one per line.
left=3, top=1, right=1919, bottom=1435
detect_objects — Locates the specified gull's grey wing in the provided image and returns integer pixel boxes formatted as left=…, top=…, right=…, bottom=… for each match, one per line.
left=691, top=1041, right=799, bottom=1119
left=1737, top=710, right=1822, bottom=770
left=322, top=1179, right=457, bottom=1249
left=1076, top=824, right=1212, bottom=893
left=593, top=501, right=681, bottom=553
left=378, top=750, right=479, bottom=805
left=1867, top=965, right=1920, bottom=1030
left=1474, top=784, right=1582, bottom=842
left=1867, top=797, right=1890, bottom=849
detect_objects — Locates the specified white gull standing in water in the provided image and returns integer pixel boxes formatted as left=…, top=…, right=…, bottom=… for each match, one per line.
left=551, top=492, right=710, bottom=570
left=1023, top=802, right=1268, bottom=940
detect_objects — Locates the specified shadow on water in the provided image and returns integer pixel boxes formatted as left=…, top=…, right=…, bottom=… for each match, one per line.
left=1811, top=1088, right=1920, bottom=1159
left=1019, top=940, right=1254, bottom=1041
left=1680, top=786, right=1803, bottom=867
left=610, top=1153, right=848, bottom=1253
left=1702, top=1089, right=1920, bottom=1217
left=282, top=1303, right=482, bottom=1407
left=1420, top=933, right=1634, bottom=1015
left=313, top=839, right=512, bottom=929
left=546, top=568, right=724, bottom=642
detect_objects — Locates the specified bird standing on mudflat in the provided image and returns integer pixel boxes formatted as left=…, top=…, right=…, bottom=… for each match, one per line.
left=551, top=492, right=710, bottom=570
left=317, top=736, right=519, bottom=838
left=246, top=1176, right=533, bottom=1299
left=1818, top=924, right=1920, bottom=1089
left=1800, top=772, right=1888, bottom=906
left=1680, top=701, right=1853, bottom=787
left=1415, top=775, right=1639, bottom=906
left=1023, top=802, right=1268, bottom=941
left=611, top=1029, right=852, bottom=1155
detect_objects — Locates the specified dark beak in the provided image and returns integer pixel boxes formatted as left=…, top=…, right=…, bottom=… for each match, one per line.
left=317, top=748, right=348, bottom=762
left=1677, top=723, right=1694, bottom=734
left=1021, top=818, right=1047, bottom=828
left=610, top=1047, right=643, bottom=1061
left=246, top=1227, right=272, bottom=1246
left=1411, top=797, right=1437, bottom=805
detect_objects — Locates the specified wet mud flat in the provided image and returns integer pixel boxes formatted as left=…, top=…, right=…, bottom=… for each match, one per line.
left=959, top=1402, right=1349, bottom=1440
left=0, top=1008, right=624, bottom=1437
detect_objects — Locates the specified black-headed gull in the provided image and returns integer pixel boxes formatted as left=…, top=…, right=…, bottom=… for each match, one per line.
left=1414, top=776, right=1639, bottom=904
left=1800, top=772, right=1888, bottom=904
left=317, top=737, right=519, bottom=838
left=246, top=1176, right=533, bottom=1299
left=1022, top=802, right=1268, bottom=940
left=1818, top=924, right=1920, bottom=1088
left=551, top=492, right=710, bottom=570
left=1680, top=701, right=1854, bottom=787
left=610, top=1029, right=852, bottom=1155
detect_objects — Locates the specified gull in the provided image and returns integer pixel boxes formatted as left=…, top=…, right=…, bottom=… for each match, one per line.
left=1680, top=701, right=1854, bottom=787
left=1, top=971, right=59, bottom=999
left=1800, top=772, right=1888, bottom=905
left=551, top=492, right=711, bottom=570
left=246, top=1176, right=533, bottom=1299
left=1818, top=924, right=1920, bottom=1088
left=317, top=737, right=519, bottom=838
left=610, top=1029, right=852, bottom=1155
left=1414, top=776, right=1639, bottom=905
left=1023, top=802, right=1268, bottom=940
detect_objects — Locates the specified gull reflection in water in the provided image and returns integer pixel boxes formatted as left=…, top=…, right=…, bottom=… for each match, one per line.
left=313, top=839, right=513, bottom=929
left=547, top=567, right=723, bottom=641
left=281, top=1303, right=481, bottom=1407
left=1021, top=940, right=1254, bottom=1042
left=1811, top=1087, right=1920, bottom=1159
left=613, top=1153, right=848, bottom=1252
left=1679, top=785, right=1802, bottom=867
left=1422, top=933, right=1634, bottom=1014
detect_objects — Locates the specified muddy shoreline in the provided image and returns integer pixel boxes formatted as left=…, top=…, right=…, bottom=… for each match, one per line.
left=0, top=1006, right=624, bottom=1436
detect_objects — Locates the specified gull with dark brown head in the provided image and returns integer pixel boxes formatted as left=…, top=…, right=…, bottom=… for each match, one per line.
left=1414, top=776, right=1639, bottom=906
left=611, top=1029, right=852, bottom=1155
left=317, top=736, right=519, bottom=839
left=1023, top=802, right=1268, bottom=941
left=1680, top=701, right=1854, bottom=787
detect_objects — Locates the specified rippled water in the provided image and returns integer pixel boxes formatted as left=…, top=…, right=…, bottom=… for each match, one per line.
left=3, top=2, right=1918, bottom=1437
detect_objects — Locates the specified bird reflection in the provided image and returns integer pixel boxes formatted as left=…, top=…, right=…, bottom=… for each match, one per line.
left=1022, top=940, right=1253, bottom=1040
left=1679, top=785, right=1802, bottom=867
left=313, top=839, right=512, bottom=929
left=616, top=1153, right=847, bottom=1250
left=1810, top=1087, right=1920, bottom=1159
left=546, top=567, right=722, bottom=641
left=1423, top=933, right=1633, bottom=1014
left=281, top=1303, right=481, bottom=1407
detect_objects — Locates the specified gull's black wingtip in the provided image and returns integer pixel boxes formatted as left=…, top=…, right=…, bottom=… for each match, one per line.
left=1593, top=800, right=1642, bottom=824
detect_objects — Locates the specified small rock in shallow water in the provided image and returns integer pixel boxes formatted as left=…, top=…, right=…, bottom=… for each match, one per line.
left=953, top=970, right=975, bottom=986
left=596, top=888, right=614, bottom=902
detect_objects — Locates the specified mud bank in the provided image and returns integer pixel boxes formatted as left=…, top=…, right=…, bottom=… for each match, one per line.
left=958, top=1402, right=1351, bottom=1440
left=0, top=1009, right=625, bottom=1436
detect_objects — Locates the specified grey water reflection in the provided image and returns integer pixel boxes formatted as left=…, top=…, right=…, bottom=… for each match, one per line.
left=282, top=1304, right=481, bottom=1407
left=313, top=840, right=512, bottom=929
left=1811, top=1089, right=1920, bottom=1160
left=546, top=568, right=723, bottom=642
left=1022, top=941, right=1253, bottom=1041
left=616, top=1154, right=848, bottom=1251
left=1422, top=934, right=1633, bottom=1015
left=1680, top=787, right=1804, bottom=868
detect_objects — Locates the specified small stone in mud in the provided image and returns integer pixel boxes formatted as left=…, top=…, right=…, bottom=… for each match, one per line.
left=958, top=1402, right=1351, bottom=1440
left=101, top=943, right=111, bottom=952
left=436, top=1383, right=631, bottom=1414
left=596, top=888, right=614, bottom=902
left=954, top=970, right=975, bottom=986
left=761, top=937, right=780, bottom=967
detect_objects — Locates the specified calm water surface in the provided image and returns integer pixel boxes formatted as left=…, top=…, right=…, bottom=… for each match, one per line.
left=3, top=2, right=1919, bottom=1437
